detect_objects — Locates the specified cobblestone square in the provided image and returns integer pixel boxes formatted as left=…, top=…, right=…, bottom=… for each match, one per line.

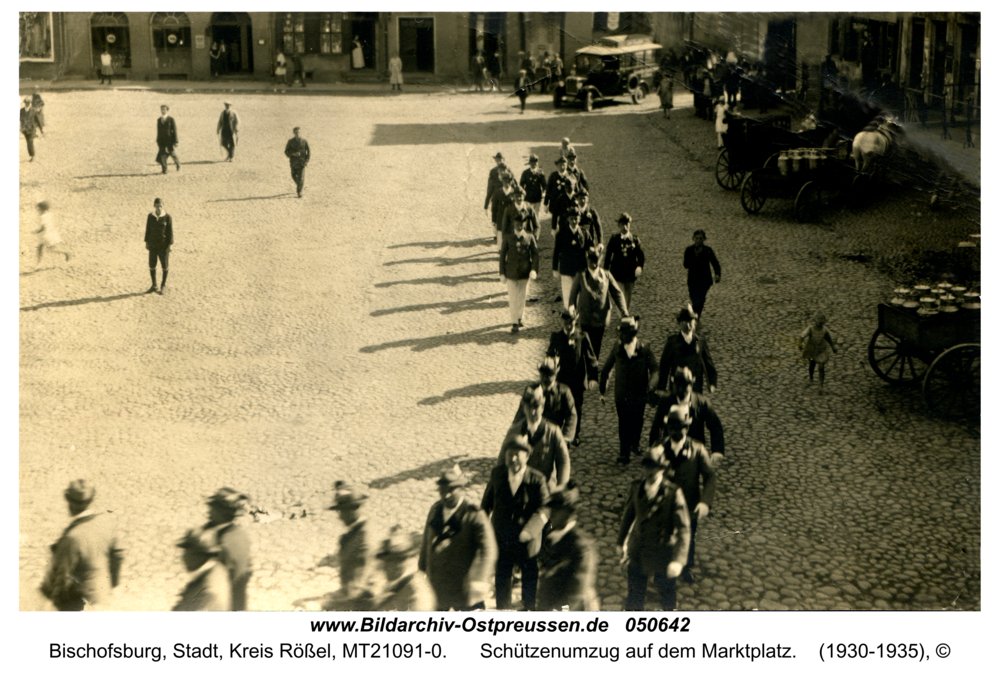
left=19, top=88, right=979, bottom=611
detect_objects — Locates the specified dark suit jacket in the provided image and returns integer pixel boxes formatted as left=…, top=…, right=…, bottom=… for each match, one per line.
left=511, top=380, right=577, bottom=442
left=662, top=438, right=718, bottom=511
left=498, top=418, right=570, bottom=490
left=156, top=115, right=178, bottom=147
left=547, top=329, right=598, bottom=392
left=217, top=109, right=239, bottom=136
left=284, top=137, right=310, bottom=168
left=485, top=165, right=505, bottom=209
left=618, top=478, right=690, bottom=574
left=144, top=212, right=174, bottom=250
left=654, top=332, right=718, bottom=394
left=419, top=500, right=497, bottom=610
left=537, top=524, right=599, bottom=611
left=648, top=391, right=725, bottom=455
left=481, top=466, right=550, bottom=558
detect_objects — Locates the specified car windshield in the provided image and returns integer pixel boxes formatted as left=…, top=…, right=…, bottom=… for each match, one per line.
left=575, top=54, right=619, bottom=74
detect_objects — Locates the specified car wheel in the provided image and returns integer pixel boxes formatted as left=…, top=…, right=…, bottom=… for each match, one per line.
left=631, top=85, right=646, bottom=104
left=584, top=91, right=593, bottom=112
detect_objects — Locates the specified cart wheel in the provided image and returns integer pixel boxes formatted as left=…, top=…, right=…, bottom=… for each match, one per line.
left=584, top=91, right=593, bottom=112
left=923, top=343, right=980, bottom=420
left=867, top=328, right=928, bottom=385
left=795, top=181, right=822, bottom=223
left=740, top=172, right=766, bottom=214
left=631, top=85, right=647, bottom=104
left=715, top=149, right=744, bottom=190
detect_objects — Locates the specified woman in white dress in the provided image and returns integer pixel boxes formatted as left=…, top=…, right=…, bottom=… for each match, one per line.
left=389, top=52, right=403, bottom=91
left=352, top=37, right=365, bottom=69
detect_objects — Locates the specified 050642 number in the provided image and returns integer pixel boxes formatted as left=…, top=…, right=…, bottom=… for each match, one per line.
left=625, top=617, right=691, bottom=632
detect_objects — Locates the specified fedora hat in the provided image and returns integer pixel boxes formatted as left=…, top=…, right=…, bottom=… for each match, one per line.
left=176, top=526, right=222, bottom=555
left=64, top=479, right=95, bottom=504
left=619, top=316, right=640, bottom=334
left=329, top=481, right=368, bottom=511
left=437, top=464, right=469, bottom=489
left=641, top=445, right=671, bottom=469
left=206, top=487, right=249, bottom=512
left=547, top=480, right=580, bottom=510
left=538, top=356, right=560, bottom=375
left=375, top=525, right=420, bottom=560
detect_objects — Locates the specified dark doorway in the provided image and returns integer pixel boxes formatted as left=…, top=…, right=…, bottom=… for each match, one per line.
left=931, top=20, right=948, bottom=104
left=764, top=19, right=797, bottom=95
left=210, top=12, right=253, bottom=74
left=908, top=19, right=924, bottom=89
left=350, top=16, right=377, bottom=69
left=469, top=12, right=504, bottom=67
left=400, top=18, right=434, bottom=72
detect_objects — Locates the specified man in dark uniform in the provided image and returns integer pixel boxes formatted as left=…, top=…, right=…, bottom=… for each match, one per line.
left=544, top=157, right=576, bottom=237
left=284, top=126, right=310, bottom=198
left=323, top=481, right=374, bottom=610
left=599, top=316, right=659, bottom=465
left=574, top=188, right=602, bottom=247
left=500, top=184, right=539, bottom=240
left=40, top=480, right=123, bottom=611
left=618, top=446, right=690, bottom=610
left=537, top=481, right=599, bottom=611
left=481, top=439, right=550, bottom=610
left=511, top=357, right=577, bottom=443
left=216, top=101, right=239, bottom=162
left=204, top=487, right=252, bottom=611
left=499, top=390, right=571, bottom=492
left=519, top=154, right=547, bottom=223
left=546, top=309, right=599, bottom=446
left=653, top=306, right=718, bottom=395
left=156, top=104, right=180, bottom=174
left=565, top=150, right=589, bottom=193
left=419, top=466, right=497, bottom=610
left=649, top=366, right=726, bottom=463
left=144, top=198, right=173, bottom=295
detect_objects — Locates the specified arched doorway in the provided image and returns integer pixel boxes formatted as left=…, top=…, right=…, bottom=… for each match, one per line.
left=210, top=12, right=253, bottom=75
left=151, top=12, right=192, bottom=78
left=91, top=12, right=131, bottom=72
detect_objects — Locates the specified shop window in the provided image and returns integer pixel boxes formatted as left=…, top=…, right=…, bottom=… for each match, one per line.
left=91, top=12, right=130, bottom=69
left=151, top=12, right=191, bottom=53
left=281, top=12, right=346, bottom=55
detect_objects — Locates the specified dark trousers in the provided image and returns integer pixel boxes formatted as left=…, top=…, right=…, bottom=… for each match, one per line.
left=688, top=283, right=710, bottom=318
left=686, top=515, right=699, bottom=572
left=23, top=132, right=35, bottom=158
left=148, top=247, right=169, bottom=287
left=221, top=133, right=235, bottom=159
left=517, top=92, right=527, bottom=111
left=619, top=280, right=636, bottom=307
left=626, top=562, right=676, bottom=610
left=582, top=324, right=606, bottom=360
left=291, top=165, right=305, bottom=194
left=616, top=399, right=646, bottom=459
left=495, top=548, right=538, bottom=610
left=158, top=144, right=179, bottom=172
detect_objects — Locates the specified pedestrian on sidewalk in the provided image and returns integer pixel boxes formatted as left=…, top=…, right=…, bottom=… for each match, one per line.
left=321, top=482, right=375, bottom=610
left=546, top=309, right=599, bottom=446
left=172, top=526, right=232, bottom=611
left=481, top=439, right=550, bottom=610
left=537, top=481, right=600, bottom=611
left=600, top=316, right=658, bottom=464
left=568, top=246, right=629, bottom=358
left=471, top=50, right=486, bottom=92
left=284, top=126, right=310, bottom=197
left=389, top=52, right=404, bottom=91
left=618, top=445, right=690, bottom=610
left=714, top=97, right=729, bottom=148
left=499, top=206, right=539, bottom=332
left=203, top=487, right=252, bottom=611
left=20, top=97, right=36, bottom=161
left=519, top=154, right=546, bottom=223
left=684, top=229, right=721, bottom=319
left=799, top=311, right=837, bottom=392
left=351, top=36, right=365, bottom=70
left=657, top=73, right=674, bottom=118
left=419, top=465, right=497, bottom=611
left=499, top=388, right=571, bottom=492
left=210, top=42, right=221, bottom=78
left=602, top=213, right=645, bottom=307
left=653, top=306, right=718, bottom=395
left=515, top=69, right=530, bottom=114
left=31, top=91, right=45, bottom=135
left=649, top=366, right=726, bottom=464
left=40, top=480, right=124, bottom=611
left=216, top=101, right=239, bottom=162
left=144, top=198, right=172, bottom=294
left=155, top=105, right=180, bottom=174
left=218, top=41, right=229, bottom=75
left=292, top=53, right=306, bottom=87
left=552, top=208, right=595, bottom=312
left=488, top=47, right=504, bottom=92
left=274, top=49, right=287, bottom=85
left=512, top=357, right=578, bottom=444
left=659, top=405, right=717, bottom=584
left=100, top=47, right=114, bottom=84
left=373, top=526, right=436, bottom=611
left=34, top=201, right=70, bottom=267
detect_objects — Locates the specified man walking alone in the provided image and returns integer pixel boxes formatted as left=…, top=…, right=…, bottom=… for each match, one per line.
left=284, top=126, right=310, bottom=198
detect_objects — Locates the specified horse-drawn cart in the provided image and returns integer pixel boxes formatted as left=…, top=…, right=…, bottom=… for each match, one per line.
left=715, top=113, right=802, bottom=190
left=868, top=302, right=980, bottom=420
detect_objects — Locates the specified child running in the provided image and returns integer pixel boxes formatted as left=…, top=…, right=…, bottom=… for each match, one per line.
left=799, top=312, right=837, bottom=392
left=34, top=201, right=70, bottom=267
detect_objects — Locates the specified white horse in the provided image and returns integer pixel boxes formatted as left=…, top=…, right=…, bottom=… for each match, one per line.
left=852, top=117, right=897, bottom=174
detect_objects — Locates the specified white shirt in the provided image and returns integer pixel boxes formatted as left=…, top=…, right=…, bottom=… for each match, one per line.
left=508, top=467, right=527, bottom=496
left=643, top=474, right=663, bottom=501
left=442, top=497, right=464, bottom=525
left=680, top=330, right=694, bottom=345
left=623, top=338, right=637, bottom=359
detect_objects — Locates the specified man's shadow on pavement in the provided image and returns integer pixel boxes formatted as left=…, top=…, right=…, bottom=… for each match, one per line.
left=383, top=251, right=497, bottom=267
left=388, top=237, right=493, bottom=250
left=205, top=194, right=296, bottom=203
left=75, top=160, right=226, bottom=180
left=21, top=291, right=147, bottom=312
left=418, top=379, right=529, bottom=406
left=359, top=324, right=546, bottom=353
left=368, top=455, right=497, bottom=491
left=374, top=271, right=496, bottom=289
left=370, top=293, right=507, bottom=317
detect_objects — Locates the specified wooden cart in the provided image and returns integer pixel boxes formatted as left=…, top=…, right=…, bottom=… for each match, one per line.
left=714, top=113, right=801, bottom=190
left=868, top=303, right=981, bottom=420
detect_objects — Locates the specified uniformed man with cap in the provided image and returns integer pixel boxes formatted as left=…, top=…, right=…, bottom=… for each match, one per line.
left=204, top=487, right=252, bottom=611
left=659, top=405, right=718, bottom=584
left=485, top=152, right=507, bottom=229
left=649, top=365, right=726, bottom=464
left=617, top=446, right=690, bottom=610
left=217, top=101, right=239, bottom=162
left=519, top=154, right=547, bottom=223
left=602, top=213, right=646, bottom=307
left=172, top=525, right=232, bottom=611
left=499, top=388, right=571, bottom=492
left=500, top=182, right=540, bottom=240
left=511, top=356, right=577, bottom=443
left=40, top=480, right=124, bottom=611
left=374, top=526, right=437, bottom=611
left=566, top=150, right=590, bottom=193
left=419, top=465, right=497, bottom=610
left=573, top=188, right=602, bottom=247
left=537, top=480, right=599, bottom=611
left=599, top=316, right=659, bottom=464
left=546, top=309, right=599, bottom=445
left=322, top=481, right=374, bottom=610
left=481, top=438, right=551, bottom=610
left=544, top=156, right=576, bottom=236
left=284, top=126, right=310, bottom=197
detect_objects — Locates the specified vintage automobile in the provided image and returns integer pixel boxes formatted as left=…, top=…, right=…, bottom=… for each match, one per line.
left=553, top=35, right=662, bottom=111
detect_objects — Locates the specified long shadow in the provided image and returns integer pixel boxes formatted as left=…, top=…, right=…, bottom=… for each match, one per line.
left=368, top=455, right=497, bottom=491
left=373, top=271, right=496, bottom=289
left=21, top=292, right=147, bottom=312
left=20, top=267, right=55, bottom=277
left=205, top=194, right=293, bottom=203
left=383, top=251, right=497, bottom=267
left=74, top=172, right=158, bottom=179
left=388, top=238, right=493, bottom=250
left=359, top=323, right=547, bottom=353
left=370, top=293, right=507, bottom=317
left=418, top=379, right=528, bottom=406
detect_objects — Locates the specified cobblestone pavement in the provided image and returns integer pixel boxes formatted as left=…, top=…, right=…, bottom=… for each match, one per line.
left=19, top=88, right=980, bottom=611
